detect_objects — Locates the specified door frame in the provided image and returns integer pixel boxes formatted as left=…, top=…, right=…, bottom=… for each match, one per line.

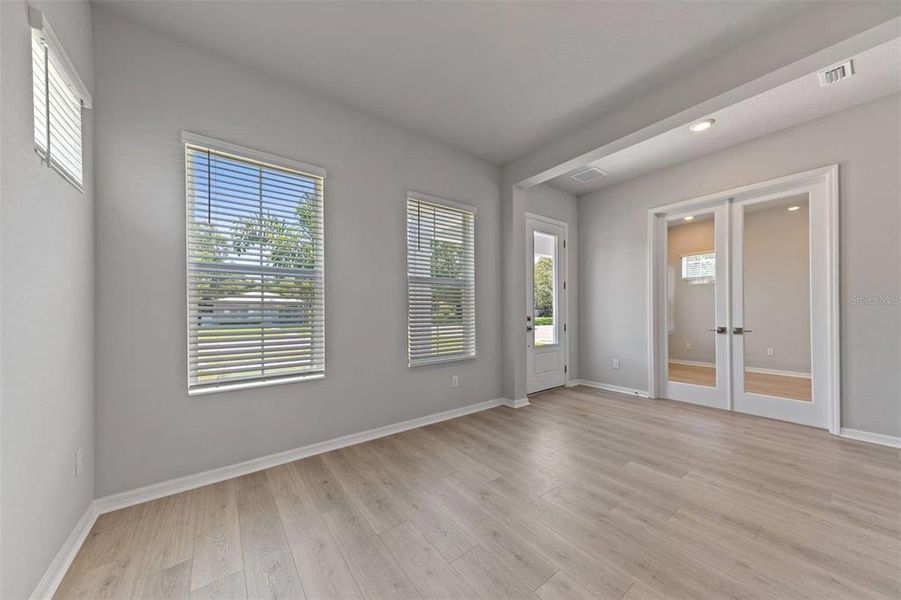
left=647, top=165, right=840, bottom=433
left=525, top=212, right=569, bottom=391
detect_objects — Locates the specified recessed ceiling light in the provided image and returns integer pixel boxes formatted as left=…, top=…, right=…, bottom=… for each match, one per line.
left=684, top=215, right=694, bottom=221
left=787, top=206, right=801, bottom=211
left=689, top=119, right=716, bottom=132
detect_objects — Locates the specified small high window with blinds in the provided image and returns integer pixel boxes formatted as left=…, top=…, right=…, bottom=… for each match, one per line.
left=30, top=8, right=91, bottom=189
left=184, top=133, right=326, bottom=393
left=406, top=193, right=476, bottom=366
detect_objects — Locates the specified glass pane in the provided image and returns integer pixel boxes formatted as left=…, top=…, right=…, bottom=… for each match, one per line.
left=667, top=215, right=716, bottom=387
left=742, top=195, right=812, bottom=401
left=533, top=230, right=557, bottom=346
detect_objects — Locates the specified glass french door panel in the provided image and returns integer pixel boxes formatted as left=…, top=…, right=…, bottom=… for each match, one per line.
left=741, top=195, right=812, bottom=402
left=533, top=230, right=558, bottom=346
left=666, top=216, right=717, bottom=388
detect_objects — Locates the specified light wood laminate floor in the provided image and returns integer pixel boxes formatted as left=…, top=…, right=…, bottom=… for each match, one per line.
left=56, top=386, right=899, bottom=599
left=669, top=361, right=812, bottom=401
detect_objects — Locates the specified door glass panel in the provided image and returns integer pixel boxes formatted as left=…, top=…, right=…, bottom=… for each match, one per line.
left=742, top=195, right=812, bottom=401
left=533, top=230, right=558, bottom=346
left=667, top=215, right=716, bottom=387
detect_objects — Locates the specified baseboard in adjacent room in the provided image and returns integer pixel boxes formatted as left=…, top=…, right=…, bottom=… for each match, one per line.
left=30, top=502, right=98, bottom=600
left=567, top=379, right=652, bottom=398
left=668, top=359, right=811, bottom=379
left=840, top=428, right=901, bottom=449
left=95, top=397, right=505, bottom=514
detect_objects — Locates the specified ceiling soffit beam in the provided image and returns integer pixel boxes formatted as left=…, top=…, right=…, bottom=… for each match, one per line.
left=507, top=11, right=901, bottom=189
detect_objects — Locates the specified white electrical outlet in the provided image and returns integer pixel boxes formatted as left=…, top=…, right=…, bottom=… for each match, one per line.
left=75, top=448, right=84, bottom=478
left=451, top=375, right=459, bottom=387
left=685, top=342, right=692, bottom=351
left=767, top=348, right=775, bottom=356
left=612, top=358, right=620, bottom=369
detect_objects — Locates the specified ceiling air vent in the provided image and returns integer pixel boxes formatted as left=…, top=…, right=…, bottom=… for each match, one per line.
left=818, top=60, right=854, bottom=87
left=570, top=166, right=607, bottom=183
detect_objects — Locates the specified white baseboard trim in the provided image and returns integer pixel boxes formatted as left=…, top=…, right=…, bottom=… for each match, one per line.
left=502, top=397, right=530, bottom=408
left=567, top=379, right=652, bottom=398
left=30, top=501, right=98, bottom=600
left=96, top=397, right=504, bottom=514
left=839, top=428, right=901, bottom=449
left=668, top=359, right=811, bottom=379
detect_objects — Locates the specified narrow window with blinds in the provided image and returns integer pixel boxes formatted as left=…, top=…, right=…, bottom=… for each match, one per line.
left=31, top=15, right=88, bottom=189
left=406, top=193, right=476, bottom=366
left=184, top=134, right=326, bottom=393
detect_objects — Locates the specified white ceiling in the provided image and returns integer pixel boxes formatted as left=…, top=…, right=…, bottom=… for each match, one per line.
left=96, top=0, right=818, bottom=165
left=549, top=36, right=901, bottom=195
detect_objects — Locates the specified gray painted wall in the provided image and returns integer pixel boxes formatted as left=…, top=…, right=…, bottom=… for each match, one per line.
left=578, top=92, right=900, bottom=437
left=93, top=8, right=502, bottom=497
left=525, top=184, right=579, bottom=380
left=1, top=1, right=95, bottom=597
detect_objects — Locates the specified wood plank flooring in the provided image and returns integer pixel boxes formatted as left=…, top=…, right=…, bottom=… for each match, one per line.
left=56, top=386, right=900, bottom=599
left=668, top=361, right=812, bottom=401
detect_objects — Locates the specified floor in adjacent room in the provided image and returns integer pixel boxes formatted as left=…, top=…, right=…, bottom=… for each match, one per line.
left=56, top=386, right=899, bottom=599
left=668, top=361, right=812, bottom=401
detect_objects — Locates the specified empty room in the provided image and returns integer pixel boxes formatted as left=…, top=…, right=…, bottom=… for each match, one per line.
left=2, top=1, right=900, bottom=599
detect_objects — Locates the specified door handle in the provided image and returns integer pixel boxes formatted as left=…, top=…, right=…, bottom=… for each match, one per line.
left=732, top=327, right=752, bottom=335
left=526, top=325, right=533, bottom=332
left=708, top=327, right=727, bottom=334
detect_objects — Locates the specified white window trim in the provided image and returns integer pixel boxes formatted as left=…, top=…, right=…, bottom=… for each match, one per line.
left=29, top=8, right=92, bottom=109
left=183, top=132, right=327, bottom=395
left=180, top=131, right=327, bottom=180
left=406, top=190, right=478, bottom=367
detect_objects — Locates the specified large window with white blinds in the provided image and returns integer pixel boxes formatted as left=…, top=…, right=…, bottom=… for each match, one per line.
left=30, top=9, right=91, bottom=189
left=406, top=193, right=476, bottom=366
left=184, top=133, right=326, bottom=393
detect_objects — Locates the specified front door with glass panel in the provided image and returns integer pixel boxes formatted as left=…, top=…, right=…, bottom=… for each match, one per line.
left=526, top=216, right=566, bottom=394
left=663, top=205, right=730, bottom=410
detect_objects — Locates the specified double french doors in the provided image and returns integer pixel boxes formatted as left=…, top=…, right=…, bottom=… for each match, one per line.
left=656, top=170, right=837, bottom=430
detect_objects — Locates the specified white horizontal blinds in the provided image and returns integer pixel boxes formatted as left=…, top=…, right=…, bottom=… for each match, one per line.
left=31, top=31, right=47, bottom=152
left=407, top=196, right=476, bottom=366
left=186, top=143, right=325, bottom=392
left=682, top=252, right=716, bottom=280
left=31, top=29, right=83, bottom=186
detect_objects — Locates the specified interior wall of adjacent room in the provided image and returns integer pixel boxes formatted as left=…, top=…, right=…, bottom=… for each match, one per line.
left=666, top=219, right=715, bottom=365
left=578, top=92, right=900, bottom=437
left=0, top=2, right=95, bottom=598
left=92, top=8, right=502, bottom=497
left=743, top=199, right=811, bottom=374
left=524, top=183, right=579, bottom=381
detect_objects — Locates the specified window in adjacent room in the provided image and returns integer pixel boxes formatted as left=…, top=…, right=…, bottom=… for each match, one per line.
left=184, top=133, right=326, bottom=394
left=406, top=193, right=476, bottom=366
left=30, top=8, right=91, bottom=189
left=681, top=251, right=716, bottom=284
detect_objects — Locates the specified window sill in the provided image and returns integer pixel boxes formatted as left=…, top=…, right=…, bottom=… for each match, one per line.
left=189, top=372, right=325, bottom=396
left=409, top=354, right=477, bottom=368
